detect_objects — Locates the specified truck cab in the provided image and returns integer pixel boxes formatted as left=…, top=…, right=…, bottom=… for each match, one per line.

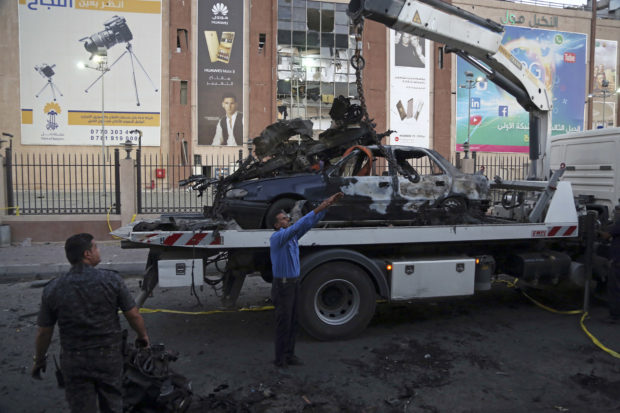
left=550, top=127, right=620, bottom=222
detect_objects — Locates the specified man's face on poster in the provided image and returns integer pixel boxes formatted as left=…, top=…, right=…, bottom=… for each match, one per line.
left=400, top=33, right=411, bottom=47
left=222, top=97, right=237, bottom=117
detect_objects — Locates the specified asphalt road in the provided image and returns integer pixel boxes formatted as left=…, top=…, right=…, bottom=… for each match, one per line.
left=2, top=275, right=619, bottom=413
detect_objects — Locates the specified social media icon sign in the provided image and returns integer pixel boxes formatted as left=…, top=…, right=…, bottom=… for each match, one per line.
left=498, top=106, right=509, bottom=117
left=564, top=52, right=576, bottom=63
left=470, top=115, right=482, bottom=125
left=470, top=97, right=481, bottom=110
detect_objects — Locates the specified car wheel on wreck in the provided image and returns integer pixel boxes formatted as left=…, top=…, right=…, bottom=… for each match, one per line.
left=440, top=196, right=467, bottom=212
left=299, top=262, right=376, bottom=340
left=263, top=197, right=309, bottom=229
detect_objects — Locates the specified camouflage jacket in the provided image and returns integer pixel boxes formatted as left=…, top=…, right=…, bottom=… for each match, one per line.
left=37, top=263, right=135, bottom=351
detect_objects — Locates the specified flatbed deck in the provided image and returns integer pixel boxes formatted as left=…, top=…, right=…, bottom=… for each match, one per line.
left=113, top=182, right=579, bottom=249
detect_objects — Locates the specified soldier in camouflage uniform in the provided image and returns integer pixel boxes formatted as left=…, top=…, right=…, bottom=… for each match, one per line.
left=32, top=233, right=150, bottom=413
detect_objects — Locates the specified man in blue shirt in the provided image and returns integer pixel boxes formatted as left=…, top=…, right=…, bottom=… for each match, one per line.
left=270, top=192, right=343, bottom=367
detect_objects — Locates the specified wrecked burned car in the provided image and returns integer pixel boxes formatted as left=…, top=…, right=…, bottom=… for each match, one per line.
left=220, top=145, right=491, bottom=229
left=181, top=97, right=491, bottom=229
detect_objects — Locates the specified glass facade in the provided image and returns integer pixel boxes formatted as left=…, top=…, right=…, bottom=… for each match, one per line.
left=276, top=0, right=358, bottom=132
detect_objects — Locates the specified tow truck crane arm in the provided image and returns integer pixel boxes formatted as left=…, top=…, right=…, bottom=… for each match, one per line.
left=347, top=0, right=553, bottom=179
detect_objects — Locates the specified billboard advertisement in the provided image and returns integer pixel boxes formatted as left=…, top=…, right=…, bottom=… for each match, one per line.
left=197, top=0, right=244, bottom=146
left=389, top=30, right=430, bottom=148
left=18, top=0, right=162, bottom=146
left=592, top=39, right=618, bottom=127
left=456, top=26, right=587, bottom=153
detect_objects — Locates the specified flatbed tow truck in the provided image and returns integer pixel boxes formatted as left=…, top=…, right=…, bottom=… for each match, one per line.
left=114, top=178, right=587, bottom=340
left=113, top=0, right=600, bottom=340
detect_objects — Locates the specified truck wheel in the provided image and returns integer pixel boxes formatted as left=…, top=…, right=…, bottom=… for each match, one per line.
left=300, top=262, right=376, bottom=340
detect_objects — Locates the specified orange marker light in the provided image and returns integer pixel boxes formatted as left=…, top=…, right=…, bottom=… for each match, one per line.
left=386, top=264, right=392, bottom=271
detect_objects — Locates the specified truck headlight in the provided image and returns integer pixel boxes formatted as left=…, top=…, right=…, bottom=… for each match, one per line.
left=226, top=189, right=248, bottom=199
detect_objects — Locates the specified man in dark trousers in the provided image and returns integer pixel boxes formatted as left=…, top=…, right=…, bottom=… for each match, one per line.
left=32, top=233, right=150, bottom=413
left=270, top=192, right=344, bottom=368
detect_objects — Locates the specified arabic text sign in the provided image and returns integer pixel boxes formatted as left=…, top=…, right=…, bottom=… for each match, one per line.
left=499, top=10, right=559, bottom=28
left=22, top=0, right=161, bottom=13
left=456, top=26, right=587, bottom=153
left=18, top=0, right=162, bottom=146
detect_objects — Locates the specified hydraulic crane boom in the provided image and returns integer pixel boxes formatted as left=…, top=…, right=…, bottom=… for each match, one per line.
left=347, top=0, right=553, bottom=179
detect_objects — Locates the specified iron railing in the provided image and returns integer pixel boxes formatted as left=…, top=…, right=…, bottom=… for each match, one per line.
left=137, top=150, right=245, bottom=214
left=6, top=147, right=120, bottom=215
left=474, top=152, right=530, bottom=182
left=474, top=152, right=530, bottom=203
left=3, top=147, right=530, bottom=215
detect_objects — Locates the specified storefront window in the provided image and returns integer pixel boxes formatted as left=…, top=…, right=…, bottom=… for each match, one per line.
left=277, top=0, right=358, bottom=132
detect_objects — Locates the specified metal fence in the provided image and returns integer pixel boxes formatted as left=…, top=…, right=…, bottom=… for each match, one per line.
left=472, top=152, right=530, bottom=203
left=370, top=151, right=529, bottom=184
left=5, top=147, right=120, bottom=215
left=473, top=152, right=530, bottom=182
left=4, top=148, right=529, bottom=215
left=136, top=150, right=244, bottom=214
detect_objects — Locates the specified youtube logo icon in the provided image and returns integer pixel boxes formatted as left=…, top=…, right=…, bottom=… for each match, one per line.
left=470, top=115, right=482, bottom=125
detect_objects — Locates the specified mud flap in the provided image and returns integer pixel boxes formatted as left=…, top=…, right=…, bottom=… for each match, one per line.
left=221, top=269, right=246, bottom=308
left=136, top=250, right=160, bottom=308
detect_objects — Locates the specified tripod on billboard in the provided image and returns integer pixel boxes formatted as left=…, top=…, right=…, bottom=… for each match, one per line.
left=35, top=64, right=63, bottom=101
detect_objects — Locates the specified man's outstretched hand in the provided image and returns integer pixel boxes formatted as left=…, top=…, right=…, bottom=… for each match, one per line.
left=315, top=192, right=344, bottom=214
left=326, top=192, right=344, bottom=205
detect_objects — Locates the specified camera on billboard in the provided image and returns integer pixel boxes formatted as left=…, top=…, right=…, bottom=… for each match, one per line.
left=78, top=14, right=157, bottom=106
left=35, top=63, right=56, bottom=79
left=79, top=15, right=133, bottom=59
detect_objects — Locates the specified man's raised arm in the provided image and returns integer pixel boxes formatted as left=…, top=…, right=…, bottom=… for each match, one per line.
left=313, top=192, right=344, bottom=215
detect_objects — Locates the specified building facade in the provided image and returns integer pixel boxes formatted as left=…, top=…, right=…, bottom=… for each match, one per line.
left=1, top=0, right=619, bottom=166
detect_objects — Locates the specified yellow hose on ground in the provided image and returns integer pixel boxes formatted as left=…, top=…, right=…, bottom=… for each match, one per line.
left=494, top=277, right=619, bottom=359
left=139, top=304, right=275, bottom=315
left=579, top=312, right=620, bottom=358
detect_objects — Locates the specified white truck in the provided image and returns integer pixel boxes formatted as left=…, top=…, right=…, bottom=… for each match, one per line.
left=114, top=0, right=596, bottom=340
left=550, top=127, right=620, bottom=223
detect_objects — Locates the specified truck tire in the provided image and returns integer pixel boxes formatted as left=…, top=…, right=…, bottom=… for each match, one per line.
left=299, top=261, right=376, bottom=340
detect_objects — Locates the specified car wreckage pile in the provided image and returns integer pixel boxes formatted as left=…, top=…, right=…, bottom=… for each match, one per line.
left=154, top=95, right=495, bottom=232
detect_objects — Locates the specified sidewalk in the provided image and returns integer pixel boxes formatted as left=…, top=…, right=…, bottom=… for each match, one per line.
left=0, top=240, right=149, bottom=283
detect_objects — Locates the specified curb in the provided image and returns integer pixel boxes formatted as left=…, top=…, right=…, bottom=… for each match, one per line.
left=0, top=262, right=145, bottom=283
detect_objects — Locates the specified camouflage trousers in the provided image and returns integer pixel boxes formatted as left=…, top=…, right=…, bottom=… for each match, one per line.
left=60, top=346, right=123, bottom=413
